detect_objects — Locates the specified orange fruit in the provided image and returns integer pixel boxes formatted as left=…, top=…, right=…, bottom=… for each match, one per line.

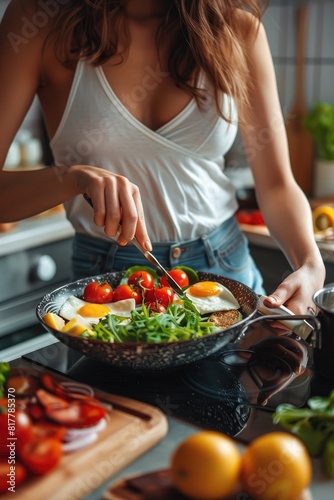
left=240, top=432, right=312, bottom=500
left=170, top=431, right=242, bottom=500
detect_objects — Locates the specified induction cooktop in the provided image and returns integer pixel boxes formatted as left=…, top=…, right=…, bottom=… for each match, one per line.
left=22, top=315, right=331, bottom=444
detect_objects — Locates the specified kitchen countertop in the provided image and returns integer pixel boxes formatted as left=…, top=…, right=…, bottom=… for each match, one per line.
left=0, top=210, right=75, bottom=257
left=82, top=415, right=334, bottom=500
left=240, top=224, right=334, bottom=264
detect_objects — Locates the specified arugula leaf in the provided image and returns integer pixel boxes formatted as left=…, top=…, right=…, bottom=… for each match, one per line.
left=91, top=302, right=215, bottom=343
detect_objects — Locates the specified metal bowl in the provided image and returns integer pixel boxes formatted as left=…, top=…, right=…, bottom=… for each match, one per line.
left=36, top=271, right=259, bottom=370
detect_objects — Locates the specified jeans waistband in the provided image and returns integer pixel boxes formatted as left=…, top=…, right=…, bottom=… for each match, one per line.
left=73, top=216, right=242, bottom=270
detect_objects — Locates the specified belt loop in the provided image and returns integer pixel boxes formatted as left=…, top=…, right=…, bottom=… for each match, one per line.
left=201, top=234, right=216, bottom=267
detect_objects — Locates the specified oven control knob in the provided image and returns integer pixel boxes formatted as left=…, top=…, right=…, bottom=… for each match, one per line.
left=31, top=255, right=57, bottom=282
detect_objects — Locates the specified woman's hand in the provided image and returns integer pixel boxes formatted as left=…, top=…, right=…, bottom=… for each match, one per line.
left=71, top=164, right=152, bottom=251
left=263, top=261, right=326, bottom=315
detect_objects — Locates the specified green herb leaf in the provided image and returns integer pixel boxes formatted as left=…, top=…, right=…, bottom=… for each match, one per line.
left=0, top=362, right=11, bottom=398
left=273, top=390, right=334, bottom=475
left=90, top=302, right=215, bottom=343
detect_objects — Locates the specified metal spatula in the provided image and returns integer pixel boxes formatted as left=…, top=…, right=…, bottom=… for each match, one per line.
left=83, top=194, right=184, bottom=297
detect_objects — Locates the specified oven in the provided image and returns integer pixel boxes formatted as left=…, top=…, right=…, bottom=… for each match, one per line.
left=0, top=211, right=75, bottom=361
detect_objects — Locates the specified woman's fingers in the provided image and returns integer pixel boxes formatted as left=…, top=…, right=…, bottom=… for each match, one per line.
left=75, top=166, right=151, bottom=248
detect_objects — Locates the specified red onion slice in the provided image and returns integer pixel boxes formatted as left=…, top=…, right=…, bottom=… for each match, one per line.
left=59, top=381, right=95, bottom=397
left=62, top=431, right=98, bottom=453
left=64, top=418, right=107, bottom=442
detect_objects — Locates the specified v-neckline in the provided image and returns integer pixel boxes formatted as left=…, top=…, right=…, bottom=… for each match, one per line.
left=95, top=66, right=198, bottom=134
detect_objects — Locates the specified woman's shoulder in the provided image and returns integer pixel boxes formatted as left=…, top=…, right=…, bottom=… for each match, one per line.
left=1, top=0, right=57, bottom=42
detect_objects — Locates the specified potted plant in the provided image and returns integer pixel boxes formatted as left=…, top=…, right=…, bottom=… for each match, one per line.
left=303, top=102, right=334, bottom=198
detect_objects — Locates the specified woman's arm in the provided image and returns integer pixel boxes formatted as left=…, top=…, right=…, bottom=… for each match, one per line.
left=0, top=0, right=151, bottom=249
left=239, top=19, right=325, bottom=313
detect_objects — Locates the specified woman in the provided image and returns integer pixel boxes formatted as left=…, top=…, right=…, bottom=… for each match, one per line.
left=0, top=0, right=325, bottom=314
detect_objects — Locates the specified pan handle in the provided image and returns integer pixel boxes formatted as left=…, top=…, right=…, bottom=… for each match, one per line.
left=242, top=313, right=321, bottom=346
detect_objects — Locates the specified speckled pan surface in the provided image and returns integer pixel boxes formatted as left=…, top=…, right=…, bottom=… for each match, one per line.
left=36, top=271, right=259, bottom=370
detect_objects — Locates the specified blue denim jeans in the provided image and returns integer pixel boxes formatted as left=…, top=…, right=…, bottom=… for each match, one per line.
left=71, top=216, right=265, bottom=294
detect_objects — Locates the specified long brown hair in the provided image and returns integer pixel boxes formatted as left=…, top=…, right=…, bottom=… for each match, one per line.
left=51, top=1, right=267, bottom=122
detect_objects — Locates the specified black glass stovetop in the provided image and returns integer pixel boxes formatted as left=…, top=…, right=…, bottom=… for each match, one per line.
left=22, top=318, right=332, bottom=444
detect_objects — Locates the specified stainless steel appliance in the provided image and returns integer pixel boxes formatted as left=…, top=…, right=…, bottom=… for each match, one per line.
left=0, top=211, right=74, bottom=360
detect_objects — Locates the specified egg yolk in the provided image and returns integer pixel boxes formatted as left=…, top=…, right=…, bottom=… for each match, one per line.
left=187, top=281, right=221, bottom=297
left=78, top=303, right=111, bottom=318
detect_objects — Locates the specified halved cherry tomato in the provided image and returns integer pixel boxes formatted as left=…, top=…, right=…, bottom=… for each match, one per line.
left=0, top=401, right=32, bottom=456
left=45, top=401, right=106, bottom=428
left=160, top=269, right=189, bottom=288
left=19, top=437, right=63, bottom=475
left=144, top=286, right=175, bottom=308
left=128, top=270, right=154, bottom=291
left=113, top=284, right=142, bottom=305
left=83, top=281, right=113, bottom=303
left=0, top=460, right=27, bottom=492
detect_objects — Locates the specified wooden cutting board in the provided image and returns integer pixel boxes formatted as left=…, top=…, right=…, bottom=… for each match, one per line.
left=285, top=5, right=314, bottom=196
left=104, top=469, right=312, bottom=500
left=2, top=362, right=168, bottom=500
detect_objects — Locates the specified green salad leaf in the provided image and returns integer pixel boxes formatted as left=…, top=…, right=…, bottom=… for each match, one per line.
left=90, top=301, right=215, bottom=343
left=0, top=362, right=10, bottom=398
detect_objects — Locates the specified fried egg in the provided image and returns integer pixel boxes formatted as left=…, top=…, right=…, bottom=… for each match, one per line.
left=184, top=281, right=240, bottom=315
left=59, top=295, right=136, bottom=324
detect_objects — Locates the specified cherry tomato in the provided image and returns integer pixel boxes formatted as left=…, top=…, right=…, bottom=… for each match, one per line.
left=249, top=210, right=265, bottom=226
left=146, top=302, right=167, bottom=313
left=0, top=401, right=32, bottom=457
left=0, top=460, right=27, bottom=492
left=160, top=269, right=189, bottom=288
left=83, top=281, right=113, bottom=303
left=19, top=437, right=63, bottom=475
left=113, top=284, right=142, bottom=305
left=144, top=286, right=175, bottom=308
left=128, top=270, right=154, bottom=290
left=235, top=210, right=253, bottom=225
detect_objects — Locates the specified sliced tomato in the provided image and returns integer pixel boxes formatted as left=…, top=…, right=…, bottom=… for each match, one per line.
left=41, top=373, right=59, bottom=394
left=26, top=402, right=46, bottom=422
left=31, top=422, right=66, bottom=442
left=19, top=437, right=63, bottom=475
left=45, top=401, right=106, bottom=428
left=0, top=401, right=32, bottom=456
left=35, top=388, right=70, bottom=410
left=0, top=460, right=27, bottom=492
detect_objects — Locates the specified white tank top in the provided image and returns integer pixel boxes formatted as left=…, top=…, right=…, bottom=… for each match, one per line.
left=50, top=61, right=238, bottom=242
